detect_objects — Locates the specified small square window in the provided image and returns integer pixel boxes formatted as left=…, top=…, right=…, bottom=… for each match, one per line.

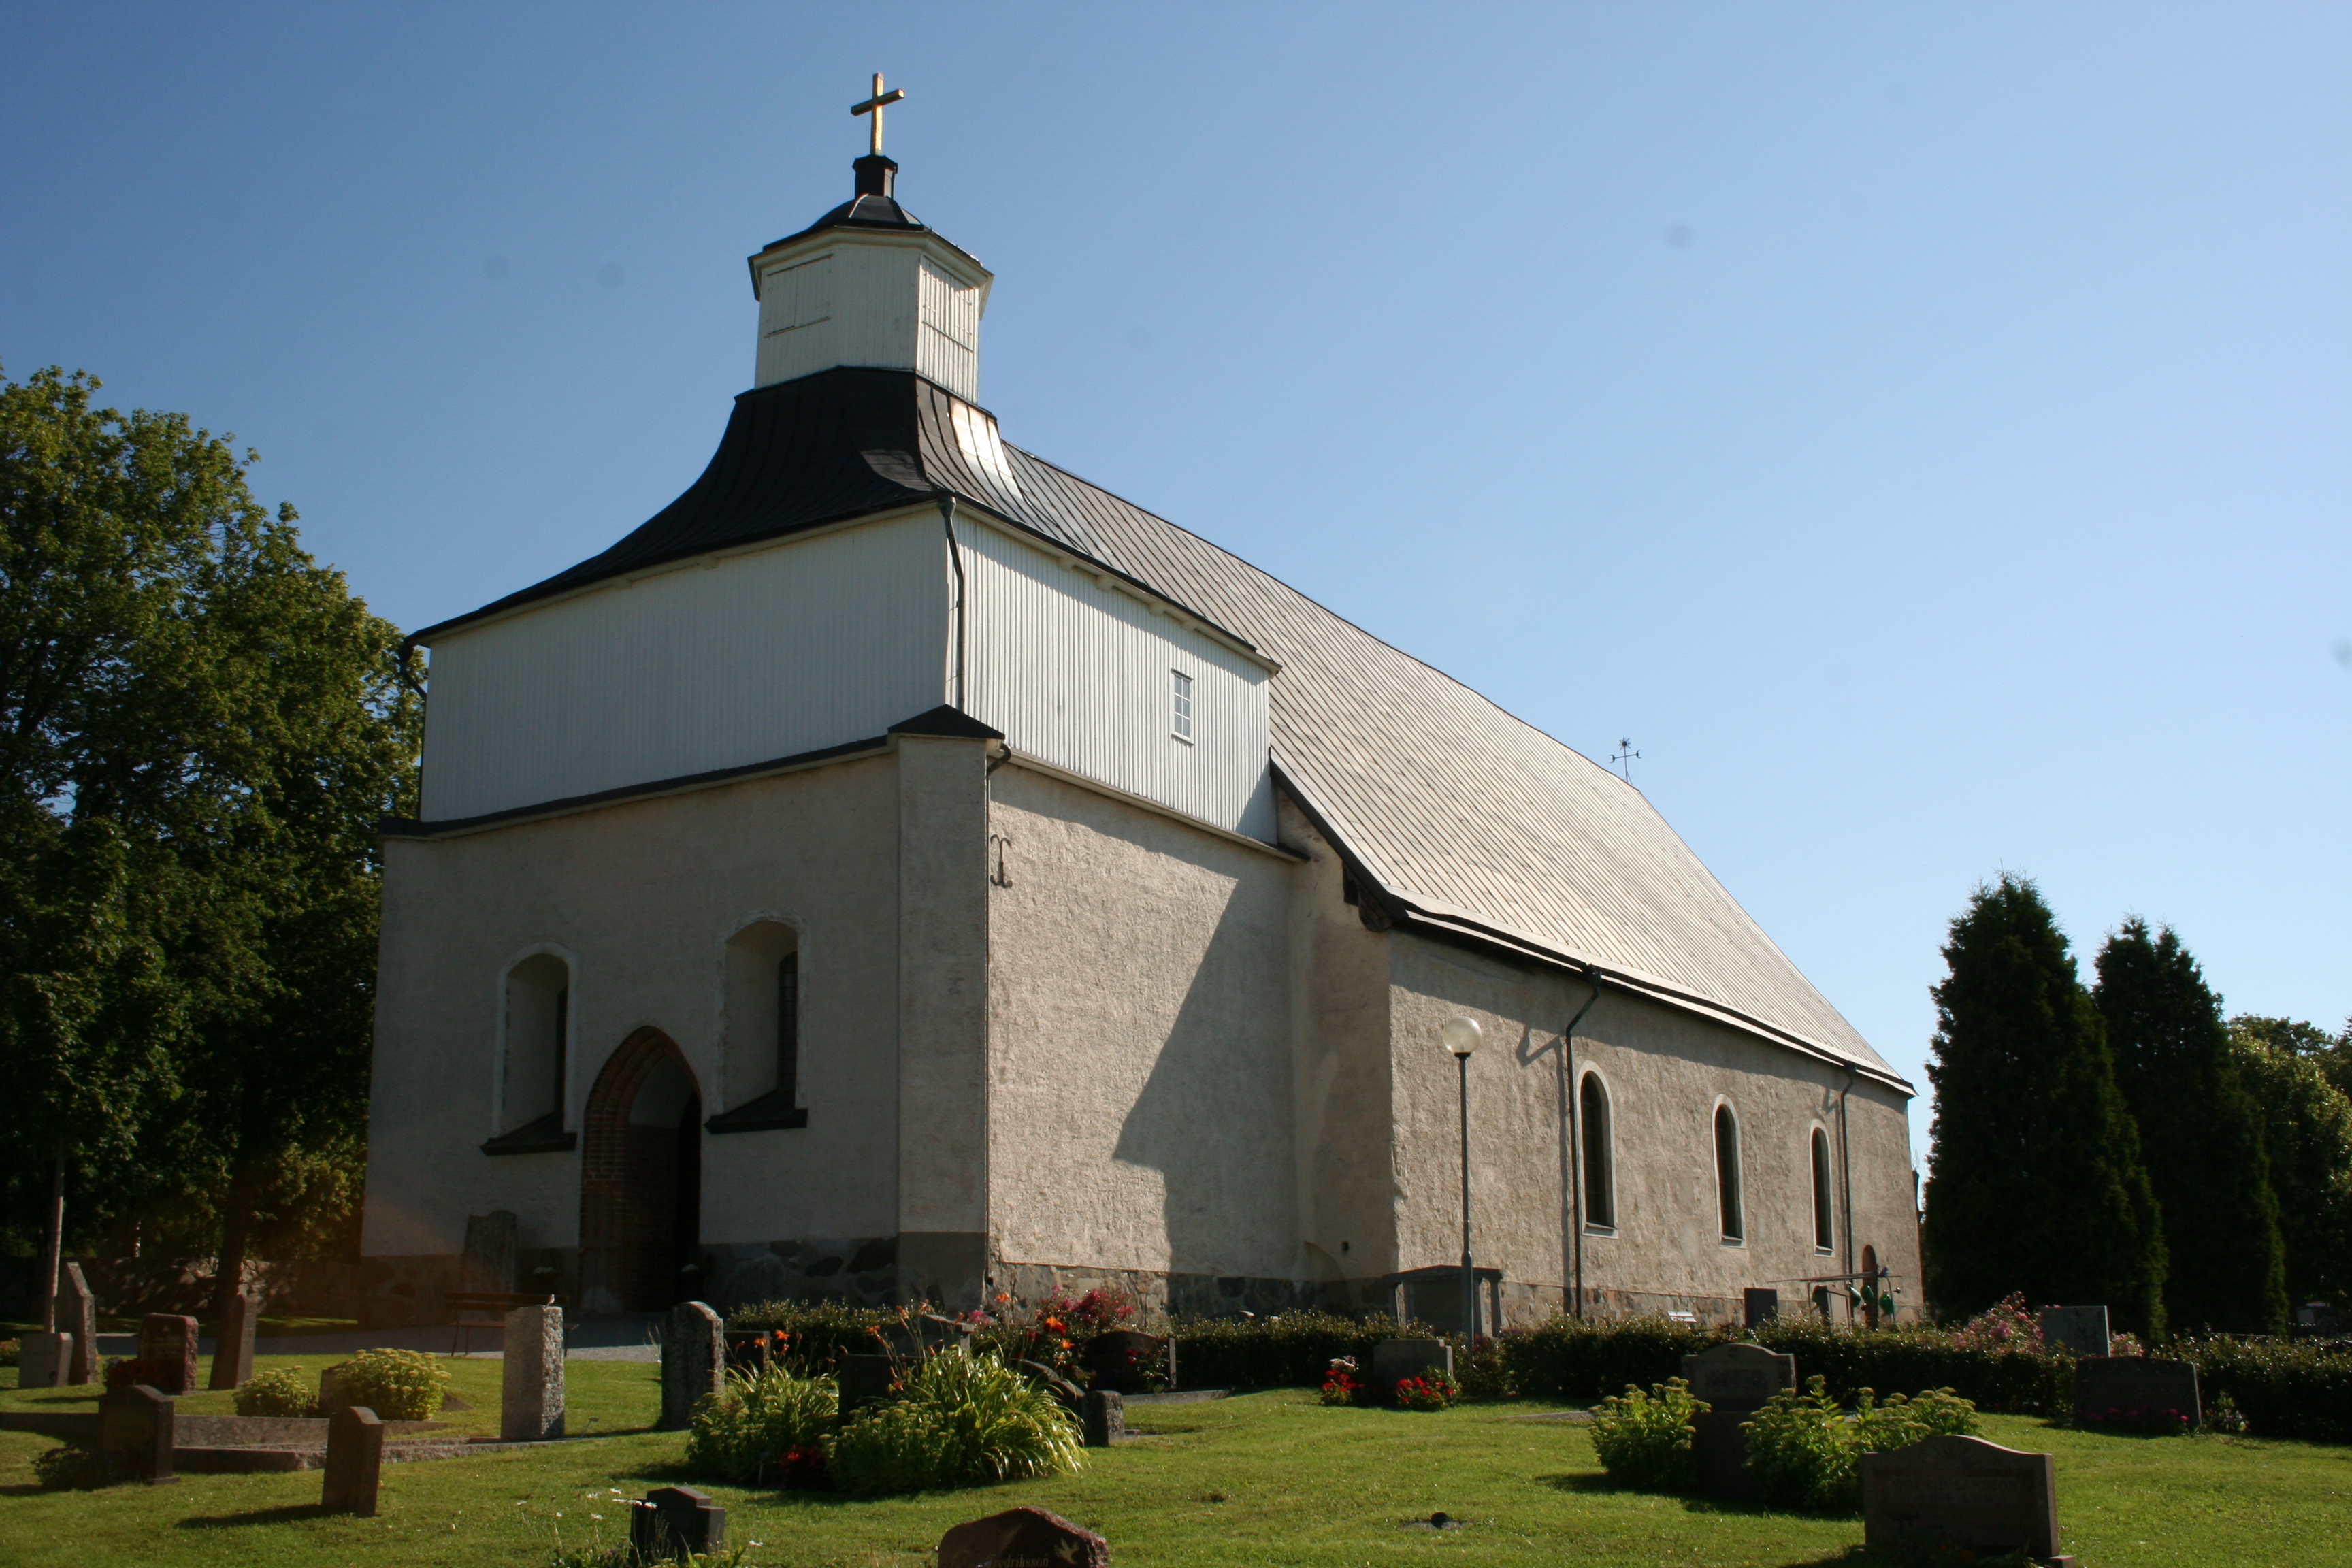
left=1171, top=670, right=1194, bottom=741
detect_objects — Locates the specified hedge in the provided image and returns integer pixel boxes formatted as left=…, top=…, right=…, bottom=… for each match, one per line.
left=2176, top=1337, right=2352, bottom=1443
left=1166, top=1311, right=1429, bottom=1390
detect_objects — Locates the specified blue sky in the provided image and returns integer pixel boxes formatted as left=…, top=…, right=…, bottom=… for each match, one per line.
left=5, top=3, right=2347, bottom=1173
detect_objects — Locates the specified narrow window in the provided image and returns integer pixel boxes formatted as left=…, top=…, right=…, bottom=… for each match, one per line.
left=552, top=985, right=569, bottom=1118
left=1715, top=1103, right=1744, bottom=1242
left=1580, top=1073, right=1615, bottom=1230
left=1810, top=1128, right=1835, bottom=1252
left=707, top=921, right=808, bottom=1132
left=500, top=955, right=570, bottom=1133
left=775, top=952, right=800, bottom=1110
left=1171, top=669, right=1194, bottom=741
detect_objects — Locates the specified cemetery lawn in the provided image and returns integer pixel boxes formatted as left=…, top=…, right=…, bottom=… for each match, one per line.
left=3, top=1367, right=2348, bottom=1568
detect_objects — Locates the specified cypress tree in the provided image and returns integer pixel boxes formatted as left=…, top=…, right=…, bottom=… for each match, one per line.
left=2095, top=922, right=2287, bottom=1333
left=1921, top=876, right=2167, bottom=1335
left=2229, top=1017, right=2352, bottom=1311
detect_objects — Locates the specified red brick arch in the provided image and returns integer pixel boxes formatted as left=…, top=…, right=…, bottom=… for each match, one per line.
left=578, top=1027, right=702, bottom=1314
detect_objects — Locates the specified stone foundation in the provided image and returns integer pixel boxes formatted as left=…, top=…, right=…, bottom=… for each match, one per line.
left=702, top=1237, right=900, bottom=1310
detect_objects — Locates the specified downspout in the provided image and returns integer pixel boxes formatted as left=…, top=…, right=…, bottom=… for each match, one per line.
left=1838, top=1066, right=1857, bottom=1320
left=1560, top=978, right=1602, bottom=1320
left=937, top=491, right=967, bottom=712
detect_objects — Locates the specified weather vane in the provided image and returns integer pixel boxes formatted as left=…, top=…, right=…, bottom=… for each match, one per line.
left=851, top=72, right=905, bottom=157
left=1611, top=738, right=1642, bottom=783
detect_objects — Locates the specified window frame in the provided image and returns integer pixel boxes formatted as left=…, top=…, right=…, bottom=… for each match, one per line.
left=1810, top=1125, right=1835, bottom=1254
left=1714, top=1101, right=1745, bottom=1244
left=1170, top=668, right=1195, bottom=743
left=1579, top=1071, right=1617, bottom=1234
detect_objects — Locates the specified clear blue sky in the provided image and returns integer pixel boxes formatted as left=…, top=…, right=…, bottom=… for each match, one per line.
left=6, top=3, right=2347, bottom=1173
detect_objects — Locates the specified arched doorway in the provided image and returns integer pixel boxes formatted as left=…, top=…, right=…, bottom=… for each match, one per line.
left=578, top=1028, right=703, bottom=1315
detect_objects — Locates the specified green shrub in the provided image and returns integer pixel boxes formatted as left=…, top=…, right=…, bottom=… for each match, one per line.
left=0, top=1337, right=19, bottom=1369
left=1167, top=1309, right=1424, bottom=1390
left=724, top=1298, right=904, bottom=1371
left=685, top=1363, right=838, bottom=1486
left=1502, top=1315, right=1730, bottom=1403
left=826, top=1347, right=1081, bottom=1495
left=1395, top=1367, right=1460, bottom=1410
left=2176, top=1336, right=2352, bottom=1442
left=1589, top=1377, right=1707, bottom=1491
left=33, top=1444, right=115, bottom=1490
left=332, top=1347, right=449, bottom=1420
left=1754, top=1315, right=2060, bottom=1416
left=233, top=1366, right=318, bottom=1418
left=1744, top=1375, right=1982, bottom=1514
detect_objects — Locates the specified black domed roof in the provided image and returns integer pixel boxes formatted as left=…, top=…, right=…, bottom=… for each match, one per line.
left=766, top=154, right=927, bottom=248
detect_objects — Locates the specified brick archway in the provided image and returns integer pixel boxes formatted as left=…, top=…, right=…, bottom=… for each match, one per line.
left=578, top=1027, right=703, bottom=1315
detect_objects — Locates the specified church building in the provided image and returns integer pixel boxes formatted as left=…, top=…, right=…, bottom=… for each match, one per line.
left=361, top=108, right=1922, bottom=1330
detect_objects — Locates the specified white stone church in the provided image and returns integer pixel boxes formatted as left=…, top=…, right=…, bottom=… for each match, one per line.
left=360, top=137, right=1922, bottom=1330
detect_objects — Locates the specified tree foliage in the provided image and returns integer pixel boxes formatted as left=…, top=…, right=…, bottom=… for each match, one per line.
left=2229, top=1016, right=2352, bottom=1311
left=2095, top=920, right=2287, bottom=1333
left=1921, top=875, right=2167, bottom=1335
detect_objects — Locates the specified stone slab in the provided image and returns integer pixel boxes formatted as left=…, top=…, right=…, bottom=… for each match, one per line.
left=1743, top=1288, right=1780, bottom=1328
left=660, top=1301, right=724, bottom=1431
left=1084, top=1329, right=1170, bottom=1392
left=502, top=1304, right=566, bottom=1441
left=632, top=1484, right=725, bottom=1561
left=1863, top=1434, right=2062, bottom=1562
left=139, top=1313, right=199, bottom=1395
left=100, top=1384, right=177, bottom=1485
left=1370, top=1338, right=1453, bottom=1402
left=16, top=1330, right=70, bottom=1389
left=1680, top=1341, right=1795, bottom=1411
left=2038, top=1305, right=2110, bottom=1360
left=2074, top=1356, right=2198, bottom=1429
left=209, top=1294, right=260, bottom=1390
left=59, top=1263, right=99, bottom=1386
left=1083, top=1388, right=1124, bottom=1447
left=838, top=1353, right=895, bottom=1418
left=322, top=1405, right=385, bottom=1516
left=938, top=1506, right=1109, bottom=1568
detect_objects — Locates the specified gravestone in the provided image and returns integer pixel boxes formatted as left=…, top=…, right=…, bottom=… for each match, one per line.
left=2038, top=1305, right=2110, bottom=1360
left=321, top=1405, right=386, bottom=1515
left=1371, top=1337, right=1453, bottom=1403
left=99, top=1384, right=177, bottom=1485
left=461, top=1209, right=521, bottom=1293
left=1085, top=1330, right=1169, bottom=1393
left=59, top=1262, right=99, bottom=1386
left=501, top=1303, right=566, bottom=1441
left=2073, top=1356, right=2200, bottom=1429
left=837, top=1353, right=896, bottom=1418
left=1083, top=1388, right=1124, bottom=1447
left=319, top=1365, right=347, bottom=1416
left=139, top=1313, right=200, bottom=1395
left=630, top=1485, right=725, bottom=1562
left=938, top=1506, right=1109, bottom=1568
left=1682, top=1341, right=1797, bottom=1501
left=1743, top=1288, right=1780, bottom=1329
left=209, top=1293, right=260, bottom=1390
left=17, top=1330, right=70, bottom=1389
left=1863, top=1434, right=2072, bottom=1565
left=1019, top=1358, right=1086, bottom=1413
left=659, top=1301, right=724, bottom=1430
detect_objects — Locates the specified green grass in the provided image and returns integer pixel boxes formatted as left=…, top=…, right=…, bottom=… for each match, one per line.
left=3, top=1362, right=2347, bottom=1567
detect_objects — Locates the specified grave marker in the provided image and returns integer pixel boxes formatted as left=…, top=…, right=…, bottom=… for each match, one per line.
left=1743, top=1288, right=1780, bottom=1329
left=59, top=1263, right=99, bottom=1386
left=2038, top=1305, right=2109, bottom=1360
left=938, top=1506, right=1109, bottom=1568
left=99, top=1384, right=177, bottom=1485
left=1682, top=1341, right=1797, bottom=1500
left=837, top=1353, right=895, bottom=1418
left=139, top=1313, right=199, bottom=1395
left=501, top=1303, right=566, bottom=1441
left=17, top=1330, right=70, bottom=1389
left=2074, top=1356, right=2199, bottom=1431
left=1370, top=1338, right=1452, bottom=1403
left=1085, top=1330, right=1169, bottom=1393
left=319, top=1365, right=347, bottom=1416
left=660, top=1301, right=724, bottom=1430
left=209, top=1292, right=260, bottom=1390
left=461, top=1209, right=521, bottom=1292
left=1083, top=1388, right=1124, bottom=1447
left=322, top=1405, right=386, bottom=1515
left=631, top=1485, right=725, bottom=1562
left=1862, top=1433, right=2072, bottom=1565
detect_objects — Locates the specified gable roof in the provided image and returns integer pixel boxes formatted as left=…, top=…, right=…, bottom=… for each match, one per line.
left=410, top=368, right=1901, bottom=1088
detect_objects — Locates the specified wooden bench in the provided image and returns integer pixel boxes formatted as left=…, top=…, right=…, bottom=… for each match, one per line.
left=444, top=1292, right=557, bottom=1354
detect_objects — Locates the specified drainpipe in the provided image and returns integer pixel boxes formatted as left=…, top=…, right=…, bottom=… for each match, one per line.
left=1837, top=1066, right=1857, bottom=1321
left=937, top=491, right=967, bottom=712
left=1561, top=977, right=1602, bottom=1320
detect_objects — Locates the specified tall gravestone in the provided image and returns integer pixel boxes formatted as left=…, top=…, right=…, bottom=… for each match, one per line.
left=2038, top=1305, right=2110, bottom=1360
left=59, top=1262, right=99, bottom=1386
left=208, top=1293, right=260, bottom=1390
left=140, top=1313, right=199, bottom=1396
left=632, top=1486, right=726, bottom=1562
left=938, top=1507, right=1109, bottom=1568
left=1863, top=1434, right=2072, bottom=1565
left=1371, top=1338, right=1453, bottom=1403
left=838, top=1354, right=895, bottom=1418
left=2074, top=1356, right=2200, bottom=1429
left=660, top=1301, right=725, bottom=1431
left=501, top=1303, right=566, bottom=1441
left=1743, top=1288, right=1780, bottom=1329
left=1083, top=1388, right=1124, bottom=1448
left=322, top=1405, right=386, bottom=1515
left=17, top=1331, right=71, bottom=1389
left=1682, top=1341, right=1797, bottom=1501
left=99, top=1384, right=178, bottom=1486
left=461, top=1209, right=521, bottom=1293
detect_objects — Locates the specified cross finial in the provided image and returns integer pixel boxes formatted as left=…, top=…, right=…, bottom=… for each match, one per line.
left=1611, top=738, right=1642, bottom=783
left=851, top=73, right=905, bottom=157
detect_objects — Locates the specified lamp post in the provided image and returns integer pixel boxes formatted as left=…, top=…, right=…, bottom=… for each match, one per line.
left=1441, top=1016, right=1482, bottom=1341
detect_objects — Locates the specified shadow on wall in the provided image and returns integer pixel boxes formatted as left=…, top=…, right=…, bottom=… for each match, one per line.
left=1111, top=882, right=1294, bottom=1308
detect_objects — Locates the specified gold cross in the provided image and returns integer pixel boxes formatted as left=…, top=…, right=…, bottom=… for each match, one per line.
left=851, top=73, right=905, bottom=157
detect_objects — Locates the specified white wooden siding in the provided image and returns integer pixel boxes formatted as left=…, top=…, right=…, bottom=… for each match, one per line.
left=755, top=235, right=987, bottom=400
left=964, top=521, right=1275, bottom=840
left=420, top=514, right=949, bottom=821
left=917, top=260, right=982, bottom=397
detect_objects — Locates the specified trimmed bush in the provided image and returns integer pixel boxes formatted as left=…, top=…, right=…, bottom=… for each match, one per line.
left=1501, top=1314, right=1731, bottom=1403
left=725, top=1300, right=904, bottom=1371
left=2175, top=1337, right=2352, bottom=1442
left=1590, top=1377, right=1706, bottom=1491
left=1744, top=1375, right=1981, bottom=1514
left=1752, top=1316, right=2061, bottom=1416
left=686, top=1363, right=837, bottom=1486
left=233, top=1366, right=318, bottom=1418
left=827, top=1347, right=1082, bottom=1495
left=1169, top=1310, right=1430, bottom=1391
left=332, top=1347, right=449, bottom=1421
left=33, top=1444, right=116, bottom=1490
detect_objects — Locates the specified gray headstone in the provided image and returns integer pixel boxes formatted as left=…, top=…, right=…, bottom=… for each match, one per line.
left=461, top=1209, right=521, bottom=1293
left=1680, top=1341, right=1796, bottom=1412
left=631, top=1485, right=725, bottom=1562
left=2073, top=1356, right=2200, bottom=1430
left=1743, top=1288, right=1780, bottom=1328
left=501, top=1303, right=566, bottom=1441
left=2038, top=1305, right=2110, bottom=1360
left=59, top=1262, right=99, bottom=1386
left=99, top=1384, right=178, bottom=1486
left=837, top=1353, right=895, bottom=1418
left=938, top=1507, right=1109, bottom=1568
left=1371, top=1337, right=1453, bottom=1403
left=1085, top=1328, right=1168, bottom=1392
left=17, top=1330, right=70, bottom=1389
left=1863, top=1434, right=2069, bottom=1565
left=319, top=1365, right=347, bottom=1416
left=209, top=1294, right=259, bottom=1391
left=322, top=1405, right=385, bottom=1516
left=660, top=1301, right=724, bottom=1430
left=1018, top=1358, right=1086, bottom=1411
left=1694, top=1408, right=1759, bottom=1500
left=139, top=1313, right=199, bottom=1395
left=1083, top=1388, right=1124, bottom=1447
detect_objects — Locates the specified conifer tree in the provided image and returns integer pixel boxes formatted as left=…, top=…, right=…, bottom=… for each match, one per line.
left=2095, top=921, right=2287, bottom=1333
left=2230, top=1017, right=2352, bottom=1311
left=1922, top=876, right=2167, bottom=1335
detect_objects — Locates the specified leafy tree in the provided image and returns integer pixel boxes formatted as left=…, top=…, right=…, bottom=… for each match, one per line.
left=2095, top=921, right=2287, bottom=1333
left=0, top=365, right=416, bottom=1312
left=2230, top=1017, right=2352, bottom=1311
left=1921, top=875, right=2167, bottom=1336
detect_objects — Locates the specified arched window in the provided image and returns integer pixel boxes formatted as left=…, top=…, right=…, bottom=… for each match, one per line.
left=1580, top=1073, right=1615, bottom=1230
left=1714, top=1103, right=1744, bottom=1242
left=1810, top=1127, right=1835, bottom=1252
left=706, top=921, right=807, bottom=1133
left=485, top=953, right=575, bottom=1154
